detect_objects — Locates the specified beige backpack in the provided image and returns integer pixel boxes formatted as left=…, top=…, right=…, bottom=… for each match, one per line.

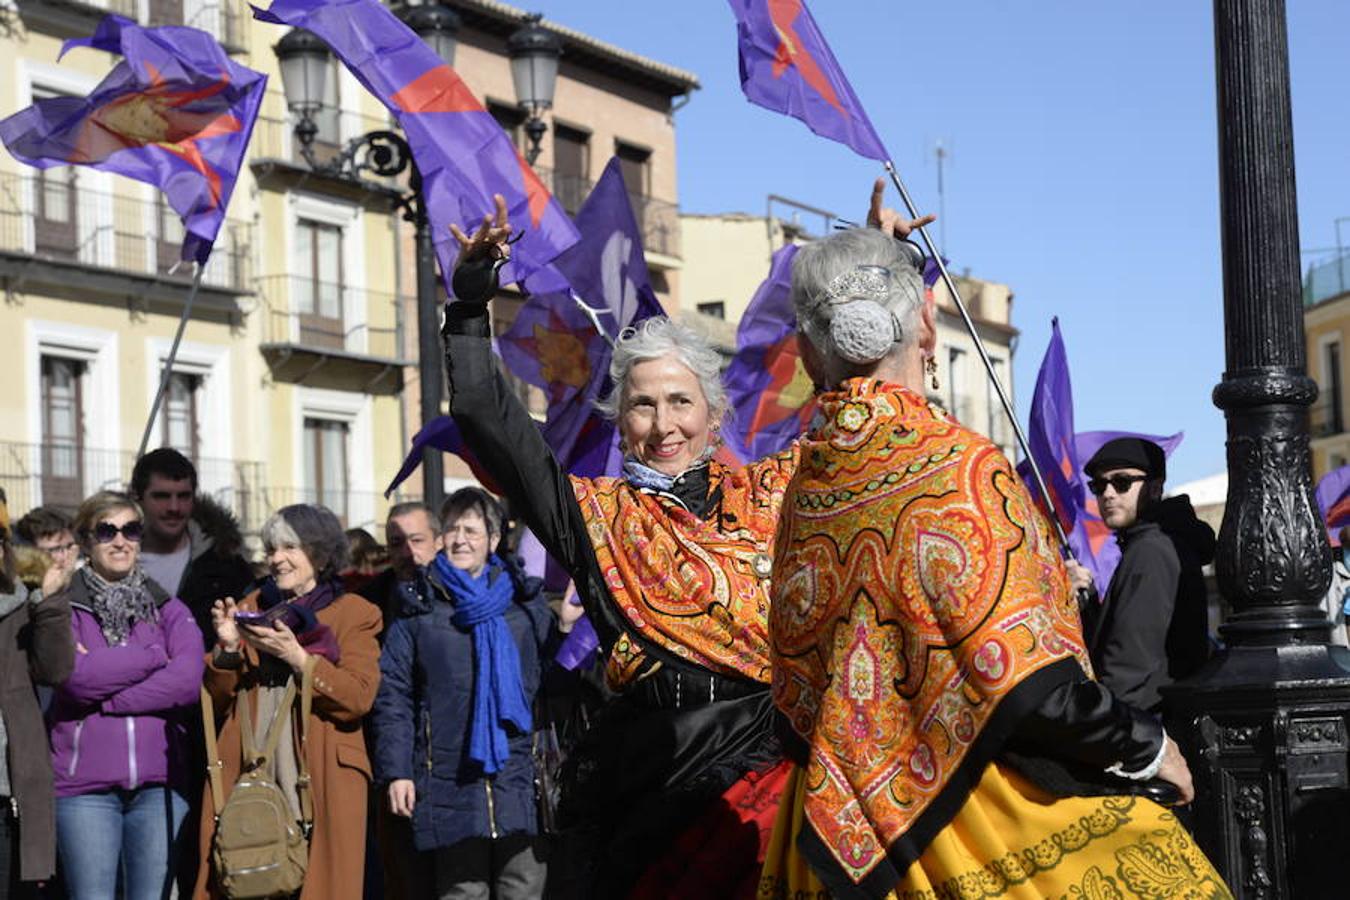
left=201, top=662, right=314, bottom=899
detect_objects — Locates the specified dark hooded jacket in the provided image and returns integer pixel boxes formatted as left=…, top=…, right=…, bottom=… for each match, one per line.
left=172, top=495, right=256, bottom=649
left=1084, top=494, right=1216, bottom=713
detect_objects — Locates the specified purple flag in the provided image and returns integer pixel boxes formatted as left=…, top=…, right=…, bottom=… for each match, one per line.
left=728, top=0, right=888, bottom=161
left=499, top=157, right=663, bottom=479
left=1020, top=319, right=1184, bottom=594
left=253, top=0, right=578, bottom=291
left=0, top=15, right=265, bottom=264
left=1314, top=465, right=1350, bottom=544
left=721, top=244, right=808, bottom=463
left=384, top=415, right=501, bottom=498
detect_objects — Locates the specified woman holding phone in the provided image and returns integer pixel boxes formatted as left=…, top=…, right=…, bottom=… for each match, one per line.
left=192, top=504, right=381, bottom=900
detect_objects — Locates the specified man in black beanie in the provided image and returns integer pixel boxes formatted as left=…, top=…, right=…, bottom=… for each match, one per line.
left=1067, top=437, right=1215, bottom=715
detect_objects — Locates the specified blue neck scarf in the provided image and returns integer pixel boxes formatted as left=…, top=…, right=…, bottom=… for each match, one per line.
left=432, top=552, right=530, bottom=774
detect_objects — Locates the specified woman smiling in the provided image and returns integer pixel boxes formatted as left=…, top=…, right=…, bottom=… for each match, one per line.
left=192, top=504, right=381, bottom=900
left=47, top=491, right=204, bottom=900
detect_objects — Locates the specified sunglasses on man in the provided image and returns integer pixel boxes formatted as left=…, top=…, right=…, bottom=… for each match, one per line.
left=87, top=521, right=144, bottom=544
left=1087, top=474, right=1150, bottom=497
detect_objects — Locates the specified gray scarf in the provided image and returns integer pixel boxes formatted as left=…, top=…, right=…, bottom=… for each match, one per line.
left=81, top=565, right=159, bottom=646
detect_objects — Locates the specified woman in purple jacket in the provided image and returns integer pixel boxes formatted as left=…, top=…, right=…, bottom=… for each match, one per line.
left=47, top=491, right=205, bottom=900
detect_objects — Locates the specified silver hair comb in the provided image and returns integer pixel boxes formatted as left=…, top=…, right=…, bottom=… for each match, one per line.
left=818, top=265, right=892, bottom=306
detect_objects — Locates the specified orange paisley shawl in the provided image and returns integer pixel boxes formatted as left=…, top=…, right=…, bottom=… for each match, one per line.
left=570, top=447, right=798, bottom=689
left=770, top=379, right=1089, bottom=891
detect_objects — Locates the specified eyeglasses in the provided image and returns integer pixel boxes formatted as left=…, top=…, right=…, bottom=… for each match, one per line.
left=1087, top=474, right=1150, bottom=497
left=89, top=521, right=143, bottom=544
left=39, top=541, right=79, bottom=557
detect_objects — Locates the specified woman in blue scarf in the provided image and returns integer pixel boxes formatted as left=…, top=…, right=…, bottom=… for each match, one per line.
left=372, top=487, right=569, bottom=900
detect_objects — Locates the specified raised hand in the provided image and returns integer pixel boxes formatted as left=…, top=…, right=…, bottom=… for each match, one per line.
left=448, top=192, right=513, bottom=263
left=211, top=597, right=241, bottom=651
left=866, top=177, right=937, bottom=240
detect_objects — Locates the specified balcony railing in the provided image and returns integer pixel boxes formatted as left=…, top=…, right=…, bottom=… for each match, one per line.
left=536, top=167, right=682, bottom=259
left=1311, top=400, right=1345, bottom=438
left=0, top=440, right=268, bottom=532
left=1304, top=253, right=1350, bottom=307
left=100, top=0, right=250, bottom=51
left=256, top=274, right=414, bottom=363
left=250, top=111, right=402, bottom=173
left=0, top=172, right=252, bottom=291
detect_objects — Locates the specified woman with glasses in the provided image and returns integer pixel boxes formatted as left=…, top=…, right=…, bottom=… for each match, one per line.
left=46, top=491, right=205, bottom=900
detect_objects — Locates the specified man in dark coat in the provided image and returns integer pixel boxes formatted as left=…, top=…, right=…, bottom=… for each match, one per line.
left=1067, top=438, right=1215, bottom=715
left=0, top=489, right=75, bottom=895
left=130, top=449, right=256, bottom=647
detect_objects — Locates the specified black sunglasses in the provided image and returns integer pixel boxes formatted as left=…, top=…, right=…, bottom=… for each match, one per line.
left=89, top=521, right=143, bottom=544
left=1087, top=474, right=1150, bottom=497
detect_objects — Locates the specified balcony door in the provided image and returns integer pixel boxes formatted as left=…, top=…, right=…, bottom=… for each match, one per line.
left=304, top=417, right=349, bottom=522
left=40, top=356, right=85, bottom=510
left=296, top=219, right=345, bottom=350
left=553, top=124, right=591, bottom=215
left=161, top=371, right=201, bottom=463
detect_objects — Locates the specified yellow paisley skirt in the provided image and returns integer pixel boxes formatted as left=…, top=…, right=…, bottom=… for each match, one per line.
left=758, top=762, right=1233, bottom=899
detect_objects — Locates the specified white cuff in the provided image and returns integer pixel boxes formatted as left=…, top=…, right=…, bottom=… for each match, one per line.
left=1106, top=731, right=1168, bottom=781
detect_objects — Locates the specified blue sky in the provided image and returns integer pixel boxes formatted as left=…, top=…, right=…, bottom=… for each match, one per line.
left=522, top=1, right=1350, bottom=486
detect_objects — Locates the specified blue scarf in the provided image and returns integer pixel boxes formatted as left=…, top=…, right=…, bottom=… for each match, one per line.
left=432, top=552, right=531, bottom=774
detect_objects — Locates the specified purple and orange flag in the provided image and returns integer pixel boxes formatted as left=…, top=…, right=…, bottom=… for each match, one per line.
left=728, top=0, right=888, bottom=161
left=1316, top=465, right=1350, bottom=545
left=0, top=15, right=265, bottom=265
left=253, top=0, right=578, bottom=292
left=1021, top=319, right=1183, bottom=594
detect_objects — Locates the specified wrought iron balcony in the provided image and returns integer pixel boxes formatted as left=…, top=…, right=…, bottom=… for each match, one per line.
left=22, top=0, right=251, bottom=53
left=0, top=171, right=252, bottom=292
left=1310, top=399, right=1345, bottom=438
left=256, top=274, right=415, bottom=392
left=0, top=440, right=267, bottom=531
left=535, top=166, right=681, bottom=260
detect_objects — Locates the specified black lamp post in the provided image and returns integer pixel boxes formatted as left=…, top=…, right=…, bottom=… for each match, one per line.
left=507, top=13, right=561, bottom=165
left=1168, top=0, right=1350, bottom=896
left=274, top=8, right=460, bottom=514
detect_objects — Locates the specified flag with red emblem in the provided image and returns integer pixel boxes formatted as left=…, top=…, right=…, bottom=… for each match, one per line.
left=0, top=15, right=265, bottom=265
left=728, top=0, right=888, bottom=161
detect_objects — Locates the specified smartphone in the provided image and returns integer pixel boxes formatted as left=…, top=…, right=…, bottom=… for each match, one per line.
left=234, top=605, right=289, bottom=629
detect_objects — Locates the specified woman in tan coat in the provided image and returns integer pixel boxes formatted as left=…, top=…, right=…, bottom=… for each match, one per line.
left=192, top=504, right=381, bottom=900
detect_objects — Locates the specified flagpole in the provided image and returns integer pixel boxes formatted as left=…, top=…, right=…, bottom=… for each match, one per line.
left=882, top=160, right=1074, bottom=557
left=137, top=264, right=206, bottom=461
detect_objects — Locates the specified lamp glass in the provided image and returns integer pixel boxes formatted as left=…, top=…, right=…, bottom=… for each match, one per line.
left=280, top=45, right=329, bottom=114
left=511, top=53, right=558, bottom=111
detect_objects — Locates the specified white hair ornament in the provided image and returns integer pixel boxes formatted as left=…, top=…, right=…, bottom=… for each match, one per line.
left=817, top=265, right=902, bottom=365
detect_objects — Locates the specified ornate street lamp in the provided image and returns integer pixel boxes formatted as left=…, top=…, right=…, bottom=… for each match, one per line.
left=1169, top=0, right=1350, bottom=895
left=507, top=13, right=561, bottom=165
left=274, top=9, right=460, bottom=511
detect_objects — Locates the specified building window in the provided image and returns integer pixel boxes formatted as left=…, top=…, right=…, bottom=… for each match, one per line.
left=296, top=219, right=345, bottom=349
left=948, top=347, right=967, bottom=423
left=1325, top=340, right=1343, bottom=435
left=161, top=371, right=200, bottom=462
left=156, top=194, right=186, bottom=273
left=553, top=123, right=591, bottom=214
left=488, top=101, right=525, bottom=150
left=696, top=301, right=726, bottom=320
left=30, top=89, right=78, bottom=260
left=304, top=417, right=349, bottom=522
left=147, top=0, right=185, bottom=26
left=615, top=141, right=651, bottom=197
left=41, top=356, right=85, bottom=510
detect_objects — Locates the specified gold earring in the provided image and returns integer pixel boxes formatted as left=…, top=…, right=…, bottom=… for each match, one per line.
left=926, top=356, right=940, bottom=391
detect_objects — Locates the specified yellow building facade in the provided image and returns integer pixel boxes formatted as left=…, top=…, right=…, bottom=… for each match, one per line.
left=1303, top=256, right=1350, bottom=479
left=0, top=1, right=696, bottom=544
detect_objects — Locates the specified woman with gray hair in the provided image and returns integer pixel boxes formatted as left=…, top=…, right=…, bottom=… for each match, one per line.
left=442, top=190, right=930, bottom=898
left=760, top=229, right=1226, bottom=897
left=193, top=504, right=382, bottom=900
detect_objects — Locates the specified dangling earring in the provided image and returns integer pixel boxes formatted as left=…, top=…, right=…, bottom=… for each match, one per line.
left=926, top=355, right=940, bottom=391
